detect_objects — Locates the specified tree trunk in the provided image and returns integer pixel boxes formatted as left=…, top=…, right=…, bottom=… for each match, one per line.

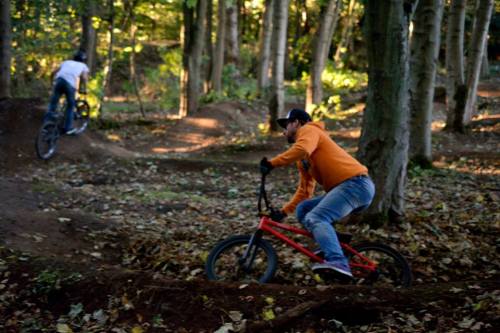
left=99, top=0, right=115, bottom=117
left=204, top=0, right=213, bottom=93
left=211, top=0, right=226, bottom=93
left=0, top=0, right=11, bottom=99
left=225, top=3, right=239, bottom=65
left=268, top=0, right=289, bottom=132
left=305, top=0, right=341, bottom=112
left=357, top=0, right=415, bottom=224
left=463, top=0, right=493, bottom=124
left=103, top=0, right=115, bottom=95
left=257, top=0, right=274, bottom=96
left=179, top=0, right=207, bottom=118
left=80, top=1, right=97, bottom=75
left=445, top=0, right=466, bottom=131
left=409, top=0, right=444, bottom=166
left=334, top=0, right=356, bottom=65
left=129, top=2, right=145, bottom=117
left=480, top=46, right=489, bottom=78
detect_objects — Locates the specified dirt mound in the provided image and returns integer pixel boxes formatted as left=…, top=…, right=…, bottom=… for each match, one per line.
left=0, top=177, right=124, bottom=264
left=0, top=98, right=45, bottom=171
left=0, top=98, right=135, bottom=173
left=121, top=101, right=267, bottom=154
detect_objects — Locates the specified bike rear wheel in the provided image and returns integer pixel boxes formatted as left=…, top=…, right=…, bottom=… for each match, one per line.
left=348, top=242, right=412, bottom=288
left=73, top=100, right=90, bottom=134
left=35, top=121, right=59, bottom=160
left=205, top=235, right=278, bottom=283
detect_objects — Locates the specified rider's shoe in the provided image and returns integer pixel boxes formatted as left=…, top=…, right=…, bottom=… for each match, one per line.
left=65, top=128, right=77, bottom=135
left=312, top=261, right=353, bottom=279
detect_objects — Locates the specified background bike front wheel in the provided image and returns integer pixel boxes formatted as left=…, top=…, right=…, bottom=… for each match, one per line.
left=205, top=235, right=278, bottom=283
left=35, top=121, right=59, bottom=160
left=348, top=242, right=413, bottom=288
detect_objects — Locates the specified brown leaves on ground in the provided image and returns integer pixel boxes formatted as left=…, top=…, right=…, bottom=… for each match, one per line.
left=0, top=96, right=499, bottom=332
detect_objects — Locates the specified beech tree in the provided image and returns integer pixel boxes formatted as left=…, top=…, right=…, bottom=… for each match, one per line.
left=445, top=0, right=466, bottom=131
left=306, top=0, right=341, bottom=112
left=334, top=0, right=356, bottom=65
left=409, top=0, right=444, bottom=166
left=179, top=0, right=208, bottom=117
left=0, top=0, right=11, bottom=99
left=463, top=0, right=494, bottom=124
left=211, top=0, right=226, bottom=93
left=357, top=0, right=416, bottom=223
left=268, top=0, right=289, bottom=132
left=225, top=2, right=239, bottom=65
left=80, top=1, right=97, bottom=75
left=257, top=0, right=274, bottom=96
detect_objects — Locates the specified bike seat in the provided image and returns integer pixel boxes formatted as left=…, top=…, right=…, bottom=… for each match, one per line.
left=336, top=231, right=353, bottom=244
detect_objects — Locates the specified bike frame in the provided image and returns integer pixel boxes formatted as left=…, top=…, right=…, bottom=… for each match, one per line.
left=254, top=174, right=377, bottom=273
left=255, top=217, right=377, bottom=272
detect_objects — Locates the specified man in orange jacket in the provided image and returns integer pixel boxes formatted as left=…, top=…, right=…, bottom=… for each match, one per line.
left=260, top=109, right=375, bottom=279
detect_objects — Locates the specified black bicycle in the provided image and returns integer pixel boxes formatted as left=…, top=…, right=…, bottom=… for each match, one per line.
left=35, top=97, right=90, bottom=160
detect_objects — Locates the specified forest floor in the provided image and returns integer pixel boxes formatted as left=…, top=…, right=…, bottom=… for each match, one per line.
left=0, top=80, right=499, bottom=332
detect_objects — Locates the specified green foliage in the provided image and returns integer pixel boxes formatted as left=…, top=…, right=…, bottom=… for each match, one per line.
left=33, top=270, right=82, bottom=295
left=321, top=62, right=368, bottom=94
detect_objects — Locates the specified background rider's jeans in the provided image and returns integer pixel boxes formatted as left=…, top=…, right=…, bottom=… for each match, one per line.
left=296, top=175, right=375, bottom=264
left=46, top=78, right=76, bottom=132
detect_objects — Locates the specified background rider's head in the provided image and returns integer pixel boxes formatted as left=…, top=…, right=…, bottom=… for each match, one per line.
left=277, top=109, right=312, bottom=144
left=73, top=50, right=87, bottom=63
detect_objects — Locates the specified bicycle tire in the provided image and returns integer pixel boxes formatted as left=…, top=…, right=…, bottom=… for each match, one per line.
left=348, top=242, right=412, bottom=288
left=73, top=100, right=90, bottom=135
left=35, top=121, right=59, bottom=160
left=205, top=235, right=278, bottom=283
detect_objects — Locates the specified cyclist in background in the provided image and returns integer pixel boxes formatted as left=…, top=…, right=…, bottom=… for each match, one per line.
left=44, top=49, right=89, bottom=135
left=260, top=108, right=375, bottom=280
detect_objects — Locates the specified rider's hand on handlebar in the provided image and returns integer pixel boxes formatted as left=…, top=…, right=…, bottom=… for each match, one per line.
left=270, top=208, right=286, bottom=222
left=260, top=157, right=274, bottom=175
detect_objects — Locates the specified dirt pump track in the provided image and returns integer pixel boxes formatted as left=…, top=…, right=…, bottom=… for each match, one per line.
left=0, top=96, right=499, bottom=332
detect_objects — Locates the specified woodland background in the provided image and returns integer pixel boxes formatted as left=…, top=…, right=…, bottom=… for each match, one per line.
left=0, top=0, right=499, bottom=332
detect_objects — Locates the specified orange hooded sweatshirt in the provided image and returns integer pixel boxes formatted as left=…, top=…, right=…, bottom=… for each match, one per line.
left=270, top=121, right=368, bottom=215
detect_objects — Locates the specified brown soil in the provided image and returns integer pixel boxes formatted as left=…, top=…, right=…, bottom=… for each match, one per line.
left=0, top=93, right=498, bottom=332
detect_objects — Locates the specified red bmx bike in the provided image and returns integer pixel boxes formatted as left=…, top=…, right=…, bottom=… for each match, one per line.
left=205, top=174, right=412, bottom=287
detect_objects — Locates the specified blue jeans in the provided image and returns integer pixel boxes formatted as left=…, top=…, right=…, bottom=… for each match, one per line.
left=296, top=175, right=375, bottom=265
left=46, top=78, right=76, bottom=132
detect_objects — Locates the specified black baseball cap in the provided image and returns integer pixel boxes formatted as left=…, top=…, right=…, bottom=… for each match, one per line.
left=277, top=109, right=312, bottom=129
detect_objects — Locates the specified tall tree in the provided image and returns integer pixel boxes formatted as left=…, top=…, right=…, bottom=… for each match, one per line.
left=357, top=0, right=416, bottom=223
left=445, top=0, right=467, bottom=131
left=99, top=0, right=115, bottom=117
left=127, top=0, right=145, bottom=117
left=463, top=0, right=494, bottom=124
left=257, top=0, right=274, bottom=96
left=204, top=0, right=214, bottom=92
left=211, top=0, right=226, bottom=92
left=334, top=0, right=356, bottom=65
left=409, top=0, right=444, bottom=166
left=80, top=0, right=97, bottom=75
left=269, top=0, right=289, bottom=132
left=306, top=0, right=341, bottom=112
left=0, top=0, right=11, bottom=99
left=179, top=0, right=208, bottom=117
left=225, top=2, right=239, bottom=65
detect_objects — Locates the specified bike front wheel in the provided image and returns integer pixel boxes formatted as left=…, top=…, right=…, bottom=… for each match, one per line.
left=348, top=242, right=412, bottom=288
left=205, top=235, right=278, bottom=283
left=35, top=121, right=59, bottom=160
left=73, top=99, right=90, bottom=135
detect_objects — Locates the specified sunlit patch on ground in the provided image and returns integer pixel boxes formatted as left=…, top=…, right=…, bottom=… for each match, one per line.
left=106, top=134, right=122, bottom=142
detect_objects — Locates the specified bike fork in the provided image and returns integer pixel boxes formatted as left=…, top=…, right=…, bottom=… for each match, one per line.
left=239, top=230, right=263, bottom=271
